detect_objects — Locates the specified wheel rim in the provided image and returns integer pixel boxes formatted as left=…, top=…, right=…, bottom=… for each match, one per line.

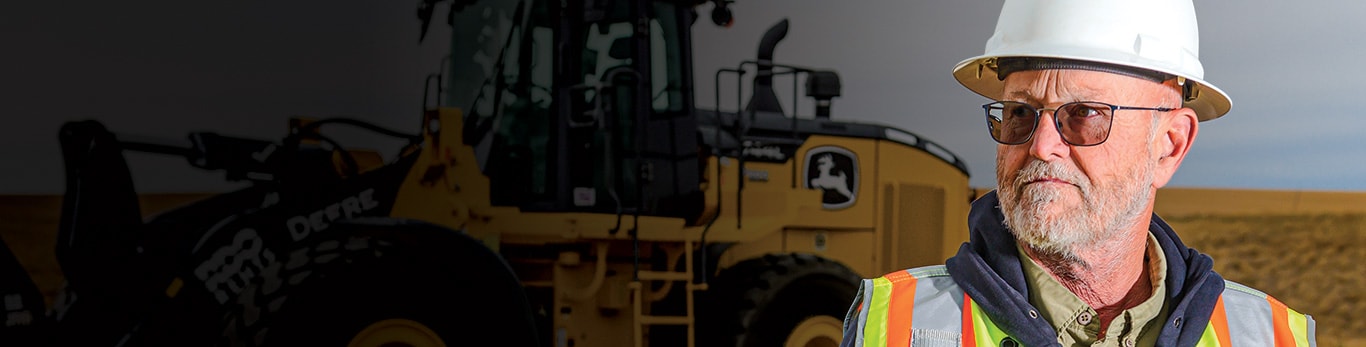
left=784, top=315, right=843, bottom=347
left=347, top=318, right=448, bottom=347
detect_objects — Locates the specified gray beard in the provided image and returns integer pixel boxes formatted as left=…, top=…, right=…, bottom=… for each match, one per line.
left=997, top=154, right=1155, bottom=269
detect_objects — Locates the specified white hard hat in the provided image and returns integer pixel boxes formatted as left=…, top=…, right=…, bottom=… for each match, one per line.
left=952, top=0, right=1231, bottom=121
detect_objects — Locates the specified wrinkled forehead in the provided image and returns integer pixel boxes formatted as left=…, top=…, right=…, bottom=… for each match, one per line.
left=999, top=68, right=1177, bottom=104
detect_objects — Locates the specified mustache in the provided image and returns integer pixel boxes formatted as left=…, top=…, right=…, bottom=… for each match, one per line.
left=1012, top=160, right=1090, bottom=193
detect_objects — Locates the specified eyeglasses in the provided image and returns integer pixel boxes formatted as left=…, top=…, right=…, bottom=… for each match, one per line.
left=983, top=101, right=1174, bottom=146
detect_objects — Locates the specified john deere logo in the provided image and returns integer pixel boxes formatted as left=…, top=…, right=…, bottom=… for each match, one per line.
left=804, top=146, right=858, bottom=209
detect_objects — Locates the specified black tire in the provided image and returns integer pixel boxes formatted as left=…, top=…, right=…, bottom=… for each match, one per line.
left=700, top=253, right=861, bottom=347
left=220, top=224, right=538, bottom=347
left=0, top=236, right=52, bottom=346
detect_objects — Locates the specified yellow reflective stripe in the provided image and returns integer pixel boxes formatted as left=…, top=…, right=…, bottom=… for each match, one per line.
left=862, top=277, right=893, bottom=347
left=1287, top=307, right=1310, bottom=347
left=1195, top=320, right=1222, bottom=347
left=966, top=296, right=1010, bottom=347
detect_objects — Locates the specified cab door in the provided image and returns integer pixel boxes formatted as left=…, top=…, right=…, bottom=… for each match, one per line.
left=563, top=1, right=701, bottom=220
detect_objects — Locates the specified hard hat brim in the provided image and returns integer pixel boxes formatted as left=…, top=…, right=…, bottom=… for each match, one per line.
left=953, top=54, right=1232, bottom=121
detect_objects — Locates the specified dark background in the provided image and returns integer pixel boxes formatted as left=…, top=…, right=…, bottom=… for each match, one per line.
left=7, top=0, right=1366, bottom=193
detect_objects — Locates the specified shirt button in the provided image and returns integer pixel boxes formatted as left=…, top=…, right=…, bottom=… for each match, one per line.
left=1077, top=312, right=1093, bottom=325
left=1123, top=339, right=1135, bottom=347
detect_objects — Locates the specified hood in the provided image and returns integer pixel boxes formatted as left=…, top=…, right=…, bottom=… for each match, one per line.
left=945, top=190, right=1224, bottom=346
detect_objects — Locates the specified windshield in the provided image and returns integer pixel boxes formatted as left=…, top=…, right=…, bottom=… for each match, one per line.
left=447, top=1, right=518, bottom=111
left=576, top=3, right=685, bottom=113
left=447, top=1, right=683, bottom=116
left=447, top=0, right=554, bottom=119
left=650, top=3, right=685, bottom=113
left=445, top=0, right=689, bottom=207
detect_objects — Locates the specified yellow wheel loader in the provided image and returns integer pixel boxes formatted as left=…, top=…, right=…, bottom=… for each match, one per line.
left=0, top=1, right=974, bottom=346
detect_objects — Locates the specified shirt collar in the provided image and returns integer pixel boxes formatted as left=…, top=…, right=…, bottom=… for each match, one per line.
left=1017, top=233, right=1169, bottom=345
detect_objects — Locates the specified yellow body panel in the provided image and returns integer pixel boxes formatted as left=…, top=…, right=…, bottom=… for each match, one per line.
left=704, top=134, right=973, bottom=278
left=787, top=137, right=878, bottom=230
left=391, top=108, right=972, bottom=346
left=872, top=139, right=973, bottom=274
left=783, top=229, right=876, bottom=277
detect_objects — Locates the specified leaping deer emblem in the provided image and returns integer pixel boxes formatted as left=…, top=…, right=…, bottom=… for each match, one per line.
left=808, top=154, right=853, bottom=200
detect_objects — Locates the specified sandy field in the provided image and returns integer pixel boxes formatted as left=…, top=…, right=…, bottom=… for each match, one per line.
left=1163, top=188, right=1366, bottom=346
left=2, top=188, right=1363, bottom=345
left=1165, top=212, right=1365, bottom=346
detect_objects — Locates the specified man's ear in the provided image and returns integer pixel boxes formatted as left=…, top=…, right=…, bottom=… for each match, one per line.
left=1153, top=108, right=1198, bottom=188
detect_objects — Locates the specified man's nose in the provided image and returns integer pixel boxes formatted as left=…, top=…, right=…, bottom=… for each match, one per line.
left=1028, top=111, right=1070, bottom=161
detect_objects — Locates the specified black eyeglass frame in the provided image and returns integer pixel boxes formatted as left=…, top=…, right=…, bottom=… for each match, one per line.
left=981, top=100, right=1176, bottom=147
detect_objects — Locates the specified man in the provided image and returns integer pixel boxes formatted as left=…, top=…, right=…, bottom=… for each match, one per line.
left=840, top=0, right=1317, bottom=346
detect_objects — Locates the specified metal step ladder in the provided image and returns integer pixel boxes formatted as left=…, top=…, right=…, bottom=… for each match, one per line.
left=629, top=239, right=706, bottom=347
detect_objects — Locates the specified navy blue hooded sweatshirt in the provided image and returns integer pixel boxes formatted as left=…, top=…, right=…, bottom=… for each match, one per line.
left=850, top=191, right=1226, bottom=346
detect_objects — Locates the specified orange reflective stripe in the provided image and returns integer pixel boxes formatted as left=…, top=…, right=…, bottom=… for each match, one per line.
left=1211, top=295, right=1232, bottom=347
left=1269, top=296, right=1295, bottom=346
left=961, top=294, right=976, bottom=347
left=1269, top=297, right=1295, bottom=346
left=883, top=271, right=917, bottom=347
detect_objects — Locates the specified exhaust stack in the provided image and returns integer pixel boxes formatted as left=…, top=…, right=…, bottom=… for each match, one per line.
left=746, top=19, right=789, bottom=115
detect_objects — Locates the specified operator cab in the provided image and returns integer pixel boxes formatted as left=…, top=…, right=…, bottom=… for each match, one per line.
left=440, top=0, right=968, bottom=224
left=445, top=0, right=708, bottom=220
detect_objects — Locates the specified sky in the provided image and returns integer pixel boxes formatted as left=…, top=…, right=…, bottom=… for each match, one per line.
left=5, top=0, right=1366, bottom=194
left=3, top=0, right=450, bottom=194
left=690, top=0, right=1366, bottom=192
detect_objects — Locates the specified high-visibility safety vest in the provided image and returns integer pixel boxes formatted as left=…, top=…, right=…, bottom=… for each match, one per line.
left=844, top=266, right=1316, bottom=347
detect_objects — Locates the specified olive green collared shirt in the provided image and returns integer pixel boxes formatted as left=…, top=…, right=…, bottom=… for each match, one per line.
left=1018, top=234, right=1170, bottom=347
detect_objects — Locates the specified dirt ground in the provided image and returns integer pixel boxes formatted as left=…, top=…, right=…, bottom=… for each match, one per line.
left=3, top=190, right=1364, bottom=345
left=1165, top=212, right=1366, bottom=347
left=0, top=194, right=209, bottom=309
